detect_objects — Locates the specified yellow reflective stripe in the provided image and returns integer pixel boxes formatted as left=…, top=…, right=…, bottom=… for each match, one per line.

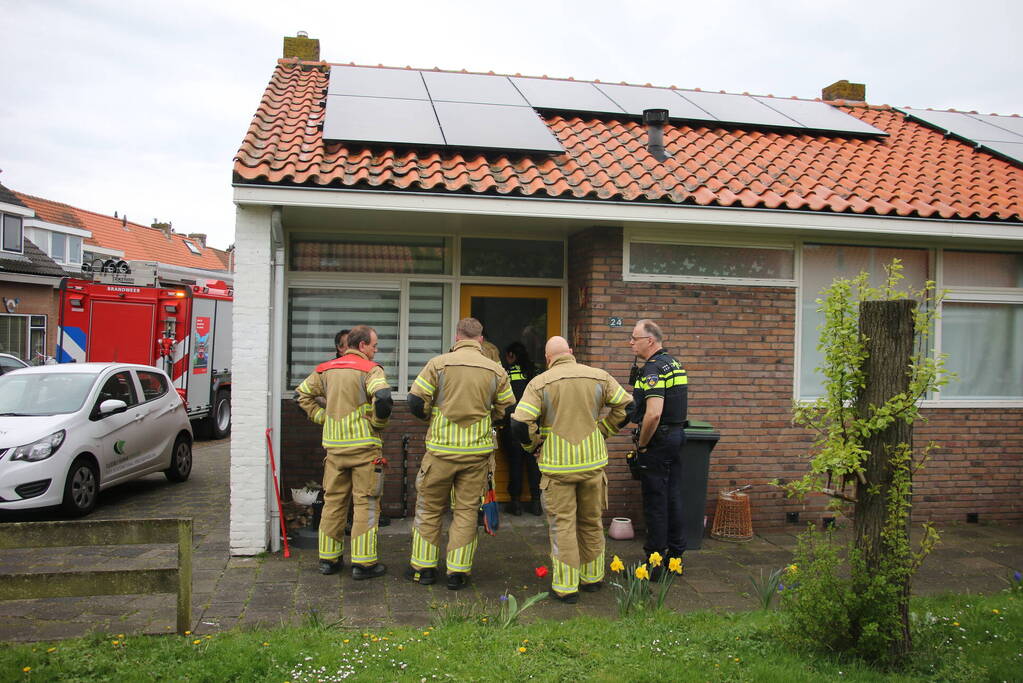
left=297, top=380, right=315, bottom=395
left=497, top=388, right=514, bottom=402
left=350, top=528, right=378, bottom=564
left=366, top=377, right=388, bottom=392
left=313, top=407, right=326, bottom=424
left=318, top=530, right=343, bottom=561
left=321, top=408, right=380, bottom=448
left=600, top=417, right=614, bottom=433
left=610, top=386, right=628, bottom=404
left=580, top=552, right=605, bottom=583
left=509, top=369, right=526, bottom=381
left=551, top=556, right=579, bottom=594
left=445, top=536, right=478, bottom=573
left=517, top=401, right=540, bottom=418
left=411, top=527, right=440, bottom=568
left=537, top=429, right=607, bottom=473
left=413, top=376, right=435, bottom=395
left=426, top=410, right=494, bottom=454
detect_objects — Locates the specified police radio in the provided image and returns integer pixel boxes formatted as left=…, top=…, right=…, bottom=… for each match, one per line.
left=628, top=357, right=640, bottom=386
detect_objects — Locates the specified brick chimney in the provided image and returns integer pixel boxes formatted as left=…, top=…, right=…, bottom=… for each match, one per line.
left=152, top=220, right=173, bottom=239
left=822, top=80, right=866, bottom=103
left=283, top=31, right=319, bottom=61
left=187, top=233, right=207, bottom=248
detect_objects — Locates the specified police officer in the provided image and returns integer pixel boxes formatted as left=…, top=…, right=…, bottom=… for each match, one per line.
left=501, top=341, right=541, bottom=516
left=511, top=336, right=632, bottom=603
left=628, top=319, right=688, bottom=575
left=295, top=325, right=391, bottom=579
left=407, top=317, right=515, bottom=590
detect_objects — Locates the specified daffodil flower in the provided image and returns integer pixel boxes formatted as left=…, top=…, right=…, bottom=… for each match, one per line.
left=668, top=556, right=683, bottom=574
left=610, top=555, right=625, bottom=573
left=648, top=551, right=663, bottom=567
left=786, top=564, right=798, bottom=574
left=635, top=564, right=650, bottom=580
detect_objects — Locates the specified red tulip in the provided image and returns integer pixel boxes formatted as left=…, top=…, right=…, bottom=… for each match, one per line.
left=535, top=566, right=548, bottom=578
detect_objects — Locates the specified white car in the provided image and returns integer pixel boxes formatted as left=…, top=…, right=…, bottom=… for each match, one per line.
left=0, top=353, right=29, bottom=376
left=0, top=363, right=193, bottom=515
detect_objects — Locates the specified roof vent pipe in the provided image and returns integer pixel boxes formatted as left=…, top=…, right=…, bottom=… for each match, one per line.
left=643, top=108, right=670, bottom=162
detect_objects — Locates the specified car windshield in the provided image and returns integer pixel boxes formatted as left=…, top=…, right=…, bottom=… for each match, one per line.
left=0, top=372, right=100, bottom=416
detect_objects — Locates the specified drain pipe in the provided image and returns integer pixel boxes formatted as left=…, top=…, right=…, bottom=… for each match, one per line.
left=643, top=108, right=670, bottom=162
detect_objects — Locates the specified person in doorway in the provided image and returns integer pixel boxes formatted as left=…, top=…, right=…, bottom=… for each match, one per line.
left=627, top=319, right=688, bottom=577
left=295, top=325, right=391, bottom=580
left=501, top=341, right=541, bottom=515
left=510, top=336, right=632, bottom=602
left=480, top=336, right=501, bottom=364
left=406, top=317, right=515, bottom=590
left=334, top=329, right=350, bottom=358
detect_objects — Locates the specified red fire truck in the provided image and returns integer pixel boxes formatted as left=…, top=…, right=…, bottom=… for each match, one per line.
left=56, top=262, right=233, bottom=438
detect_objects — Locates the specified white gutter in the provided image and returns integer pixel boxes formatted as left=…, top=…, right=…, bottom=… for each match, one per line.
left=233, top=184, right=1023, bottom=243
left=268, top=206, right=285, bottom=553
left=0, top=201, right=34, bottom=217
left=0, top=272, right=65, bottom=286
left=24, top=218, right=91, bottom=238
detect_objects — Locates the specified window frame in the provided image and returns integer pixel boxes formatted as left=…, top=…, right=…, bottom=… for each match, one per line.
left=0, top=313, right=46, bottom=363
left=2, top=213, right=24, bottom=254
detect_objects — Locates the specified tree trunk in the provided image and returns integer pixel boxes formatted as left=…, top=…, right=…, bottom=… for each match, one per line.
left=854, top=299, right=916, bottom=658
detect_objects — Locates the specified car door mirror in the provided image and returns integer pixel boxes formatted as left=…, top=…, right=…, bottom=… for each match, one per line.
left=98, top=399, right=128, bottom=416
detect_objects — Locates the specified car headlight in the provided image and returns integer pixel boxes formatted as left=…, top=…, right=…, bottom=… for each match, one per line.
left=10, top=430, right=66, bottom=462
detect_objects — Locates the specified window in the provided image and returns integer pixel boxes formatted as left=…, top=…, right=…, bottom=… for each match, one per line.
left=799, top=244, right=930, bottom=399
left=0, top=314, right=45, bottom=362
left=97, top=371, right=138, bottom=407
left=184, top=241, right=201, bottom=255
left=406, top=282, right=451, bottom=390
left=137, top=370, right=169, bottom=401
left=627, top=240, right=795, bottom=284
left=291, top=234, right=451, bottom=274
left=939, top=251, right=1023, bottom=400
left=460, top=238, right=564, bottom=278
left=68, top=236, right=83, bottom=265
left=50, top=232, right=67, bottom=263
left=2, top=214, right=22, bottom=253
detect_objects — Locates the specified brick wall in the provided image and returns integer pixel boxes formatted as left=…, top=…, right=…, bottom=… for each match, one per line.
left=0, top=281, right=59, bottom=359
left=278, top=224, right=1022, bottom=540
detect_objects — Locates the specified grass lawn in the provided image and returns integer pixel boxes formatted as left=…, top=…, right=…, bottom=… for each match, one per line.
left=1, top=591, right=1019, bottom=682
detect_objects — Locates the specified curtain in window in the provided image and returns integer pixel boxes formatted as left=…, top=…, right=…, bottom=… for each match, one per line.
left=0, top=315, right=28, bottom=358
left=287, top=288, right=400, bottom=390
left=941, top=303, right=1023, bottom=399
left=406, top=283, right=450, bottom=389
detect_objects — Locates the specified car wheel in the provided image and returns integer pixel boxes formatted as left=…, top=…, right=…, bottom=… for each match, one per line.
left=210, top=390, right=231, bottom=439
left=165, top=435, right=192, bottom=482
left=62, top=457, right=99, bottom=516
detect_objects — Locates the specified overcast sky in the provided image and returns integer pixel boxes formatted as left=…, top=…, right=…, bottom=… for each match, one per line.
left=2, top=0, right=1021, bottom=250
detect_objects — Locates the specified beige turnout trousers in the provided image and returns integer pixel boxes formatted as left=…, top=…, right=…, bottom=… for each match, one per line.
left=319, top=447, right=382, bottom=566
left=410, top=451, right=490, bottom=574
left=541, top=468, right=607, bottom=596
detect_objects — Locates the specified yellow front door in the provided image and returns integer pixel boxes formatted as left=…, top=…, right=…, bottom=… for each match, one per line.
left=459, top=285, right=561, bottom=502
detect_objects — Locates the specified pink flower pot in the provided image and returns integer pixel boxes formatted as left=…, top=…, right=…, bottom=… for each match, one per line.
left=608, top=517, right=634, bottom=540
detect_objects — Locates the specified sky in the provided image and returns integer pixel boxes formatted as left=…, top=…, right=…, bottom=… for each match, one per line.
left=2, top=0, right=1021, bottom=251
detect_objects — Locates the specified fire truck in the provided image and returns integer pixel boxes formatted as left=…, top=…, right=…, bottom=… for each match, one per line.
left=56, top=261, right=233, bottom=438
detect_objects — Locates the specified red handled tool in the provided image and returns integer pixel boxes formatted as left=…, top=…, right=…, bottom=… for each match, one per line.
left=265, top=428, right=291, bottom=558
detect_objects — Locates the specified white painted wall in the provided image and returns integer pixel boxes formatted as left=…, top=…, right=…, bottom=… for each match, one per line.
left=229, top=204, right=273, bottom=554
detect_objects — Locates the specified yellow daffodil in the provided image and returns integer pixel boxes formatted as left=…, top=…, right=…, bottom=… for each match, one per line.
left=648, top=551, right=663, bottom=567
left=635, top=564, right=650, bottom=580
left=610, top=555, right=625, bottom=573
left=668, top=557, right=683, bottom=574
left=786, top=564, right=798, bottom=574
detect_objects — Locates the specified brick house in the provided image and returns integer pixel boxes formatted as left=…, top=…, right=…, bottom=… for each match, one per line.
left=228, top=35, right=1023, bottom=555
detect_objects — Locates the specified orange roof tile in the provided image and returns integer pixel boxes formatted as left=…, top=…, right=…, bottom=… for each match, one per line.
left=14, top=193, right=232, bottom=272
left=234, top=61, right=1023, bottom=224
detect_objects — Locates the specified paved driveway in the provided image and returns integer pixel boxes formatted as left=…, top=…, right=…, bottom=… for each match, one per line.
left=1, top=438, right=1021, bottom=642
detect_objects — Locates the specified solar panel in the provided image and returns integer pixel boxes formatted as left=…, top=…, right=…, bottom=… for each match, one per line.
left=679, top=90, right=798, bottom=128
left=973, top=140, right=1023, bottom=165
left=511, top=77, right=625, bottom=114
left=434, top=102, right=563, bottom=152
left=322, top=95, right=444, bottom=146
left=902, top=109, right=1020, bottom=143
left=327, top=66, right=429, bottom=100
left=982, top=114, right=1023, bottom=137
left=422, top=71, right=527, bottom=106
left=755, top=97, right=884, bottom=135
left=595, top=83, right=711, bottom=120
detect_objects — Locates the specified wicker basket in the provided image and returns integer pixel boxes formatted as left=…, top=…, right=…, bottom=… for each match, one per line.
left=710, top=489, right=753, bottom=542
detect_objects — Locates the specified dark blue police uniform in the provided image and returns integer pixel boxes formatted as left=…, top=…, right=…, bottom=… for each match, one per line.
left=631, top=349, right=688, bottom=560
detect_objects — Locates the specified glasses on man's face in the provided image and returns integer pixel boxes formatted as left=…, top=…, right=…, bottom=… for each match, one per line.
left=629, top=335, right=652, bottom=342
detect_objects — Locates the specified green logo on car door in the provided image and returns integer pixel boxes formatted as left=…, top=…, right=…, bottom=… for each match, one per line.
left=114, top=440, right=126, bottom=455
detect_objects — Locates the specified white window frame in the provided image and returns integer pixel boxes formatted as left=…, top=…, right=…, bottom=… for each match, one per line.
left=0, top=313, right=46, bottom=362
left=623, top=227, right=798, bottom=287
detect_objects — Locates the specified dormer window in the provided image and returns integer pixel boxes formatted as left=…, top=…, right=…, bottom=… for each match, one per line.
left=184, top=240, right=201, bottom=255
left=2, top=213, right=23, bottom=253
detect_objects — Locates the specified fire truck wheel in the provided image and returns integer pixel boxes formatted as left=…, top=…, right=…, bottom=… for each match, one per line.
left=210, top=390, right=231, bottom=439
left=62, top=457, right=99, bottom=516
left=165, top=435, right=193, bottom=482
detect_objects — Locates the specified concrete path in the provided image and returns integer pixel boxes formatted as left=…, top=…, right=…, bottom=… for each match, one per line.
left=1, top=439, right=1020, bottom=642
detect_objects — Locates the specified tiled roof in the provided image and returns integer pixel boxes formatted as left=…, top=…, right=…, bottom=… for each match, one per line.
left=234, top=61, right=1023, bottom=223
left=0, top=238, right=74, bottom=279
left=13, top=193, right=232, bottom=272
left=0, top=182, right=27, bottom=209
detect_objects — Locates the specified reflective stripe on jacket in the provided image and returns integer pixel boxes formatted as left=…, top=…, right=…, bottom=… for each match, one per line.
left=295, top=350, right=389, bottom=451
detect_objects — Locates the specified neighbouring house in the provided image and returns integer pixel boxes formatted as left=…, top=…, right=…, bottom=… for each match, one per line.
left=229, top=34, right=1023, bottom=555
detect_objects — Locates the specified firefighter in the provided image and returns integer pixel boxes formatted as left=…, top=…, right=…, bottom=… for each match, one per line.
left=501, top=341, right=541, bottom=516
left=510, top=336, right=632, bottom=602
left=628, top=318, right=688, bottom=577
left=334, top=328, right=350, bottom=357
left=406, top=317, right=515, bottom=590
left=480, top=336, right=501, bottom=364
left=294, top=324, right=391, bottom=579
